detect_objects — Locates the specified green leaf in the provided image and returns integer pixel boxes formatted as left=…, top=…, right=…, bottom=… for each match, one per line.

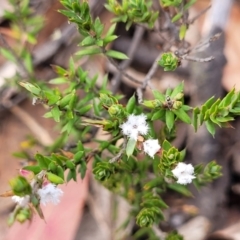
left=43, top=111, right=52, bottom=118
left=126, top=94, right=136, bottom=113
left=172, top=13, right=182, bottom=23
left=79, top=161, right=87, bottom=179
left=96, top=39, right=103, bottom=47
left=74, top=151, right=84, bottom=163
left=23, top=165, right=41, bottom=174
left=103, top=35, right=118, bottom=45
left=105, top=50, right=129, bottom=60
left=65, top=160, right=75, bottom=170
left=105, top=24, right=116, bottom=38
left=56, top=166, right=64, bottom=180
left=81, top=36, right=95, bottom=46
left=49, top=77, right=67, bottom=84
left=78, top=104, right=92, bottom=115
left=35, top=154, right=49, bottom=169
left=219, top=88, right=235, bottom=108
left=151, top=109, right=165, bottom=121
left=167, top=183, right=193, bottom=197
left=162, top=140, right=172, bottom=151
left=44, top=91, right=60, bottom=105
left=183, top=0, right=197, bottom=10
left=61, top=119, right=75, bottom=133
left=152, top=90, right=165, bottom=102
left=75, top=47, right=102, bottom=57
left=9, top=176, right=32, bottom=196
left=67, top=169, right=77, bottom=182
left=193, top=107, right=200, bottom=131
left=179, top=24, right=187, bottom=40
left=59, top=92, right=74, bottom=108
left=126, top=138, right=136, bottom=158
left=170, top=82, right=184, bottom=98
left=51, top=65, right=67, bottom=76
left=165, top=111, right=175, bottom=131
left=205, top=120, right=216, bottom=137
left=173, top=108, right=191, bottom=124
left=0, top=48, right=16, bottom=62
left=46, top=172, right=64, bottom=184
left=51, top=106, right=61, bottom=122
left=19, top=82, right=41, bottom=95
left=23, top=52, right=33, bottom=74
left=94, top=17, right=104, bottom=37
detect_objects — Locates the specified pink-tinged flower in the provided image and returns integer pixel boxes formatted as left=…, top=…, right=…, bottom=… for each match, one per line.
left=19, top=169, right=34, bottom=180
left=143, top=139, right=161, bottom=158
left=172, top=162, right=196, bottom=185
left=37, top=183, right=63, bottom=206
left=120, top=114, right=149, bottom=140
left=12, top=195, right=30, bottom=207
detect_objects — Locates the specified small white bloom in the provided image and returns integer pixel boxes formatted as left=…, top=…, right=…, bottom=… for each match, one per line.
left=12, top=195, right=30, bottom=207
left=143, top=139, right=161, bottom=158
left=120, top=114, right=149, bottom=140
left=172, top=162, right=196, bottom=185
left=37, top=183, right=63, bottom=206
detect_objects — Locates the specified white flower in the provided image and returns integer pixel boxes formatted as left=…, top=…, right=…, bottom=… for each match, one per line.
left=120, top=114, right=149, bottom=140
left=143, top=139, right=161, bottom=158
left=172, top=162, right=196, bottom=185
left=12, top=195, right=30, bottom=207
left=37, top=183, right=63, bottom=206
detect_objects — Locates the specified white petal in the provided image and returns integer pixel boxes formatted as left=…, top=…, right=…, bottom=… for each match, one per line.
left=138, top=124, right=149, bottom=136
left=12, top=195, right=30, bottom=207
left=136, top=114, right=147, bottom=125
left=143, top=139, right=161, bottom=158
left=38, top=184, right=63, bottom=206
left=172, top=162, right=195, bottom=185
left=127, top=114, right=138, bottom=125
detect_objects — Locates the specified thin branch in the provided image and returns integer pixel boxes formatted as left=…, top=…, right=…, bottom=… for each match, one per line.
left=109, top=136, right=127, bottom=163
left=111, top=26, right=145, bottom=93
left=102, top=45, right=142, bottom=85
left=107, top=54, right=142, bottom=85
left=188, top=5, right=211, bottom=25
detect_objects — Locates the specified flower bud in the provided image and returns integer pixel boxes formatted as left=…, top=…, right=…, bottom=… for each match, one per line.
left=173, top=101, right=182, bottom=109
left=158, top=52, right=179, bottom=71
left=174, top=92, right=184, bottom=101
left=142, top=100, right=162, bottom=108
left=108, top=104, right=122, bottom=116
left=19, top=169, right=34, bottom=180
left=9, top=176, right=32, bottom=196
left=100, top=93, right=116, bottom=108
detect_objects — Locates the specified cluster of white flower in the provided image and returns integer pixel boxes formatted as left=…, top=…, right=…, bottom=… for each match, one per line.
left=37, top=183, right=63, bottom=206
left=12, top=195, right=30, bottom=208
left=143, top=139, right=161, bottom=158
left=120, top=114, right=149, bottom=141
left=120, top=114, right=161, bottom=158
left=172, top=162, right=195, bottom=185
left=12, top=184, right=64, bottom=208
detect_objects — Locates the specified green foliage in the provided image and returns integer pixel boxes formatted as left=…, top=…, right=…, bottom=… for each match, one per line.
left=193, top=88, right=240, bottom=136
left=194, top=161, right=222, bottom=189
left=1, top=0, right=236, bottom=237
left=93, top=162, right=115, bottom=181
left=158, top=53, right=179, bottom=71
left=105, top=0, right=159, bottom=29
left=165, top=231, right=184, bottom=240
left=144, top=82, right=191, bottom=133
left=161, top=0, right=182, bottom=7
left=9, top=176, right=32, bottom=197
left=159, top=140, right=186, bottom=177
